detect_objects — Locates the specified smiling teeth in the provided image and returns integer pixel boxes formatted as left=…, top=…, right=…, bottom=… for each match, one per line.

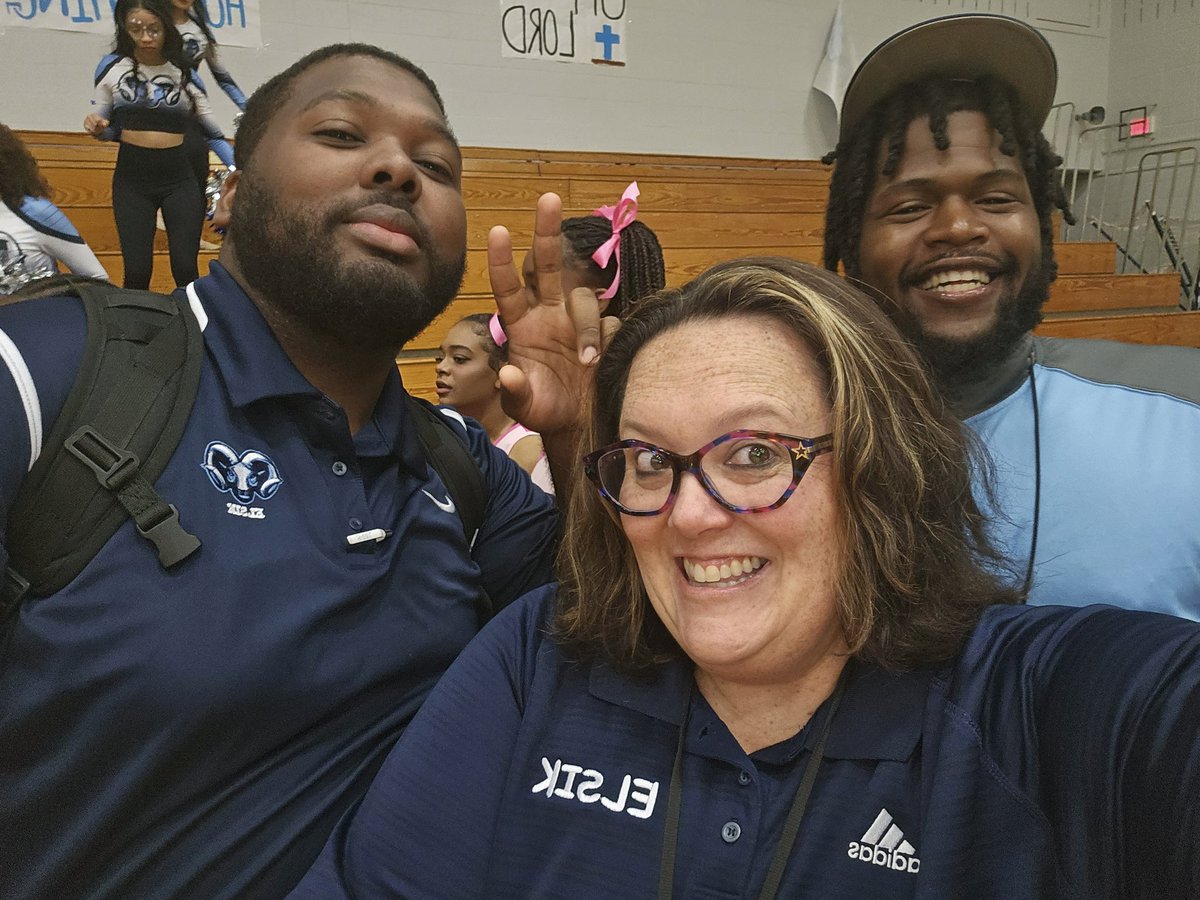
left=918, top=269, right=992, bottom=292
left=685, top=556, right=764, bottom=584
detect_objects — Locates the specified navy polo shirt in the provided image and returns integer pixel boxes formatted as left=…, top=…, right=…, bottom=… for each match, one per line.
left=294, top=586, right=1200, bottom=899
left=0, top=264, right=558, bottom=898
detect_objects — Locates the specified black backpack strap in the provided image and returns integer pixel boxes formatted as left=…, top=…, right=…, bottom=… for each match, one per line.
left=2, top=283, right=204, bottom=613
left=404, top=394, right=488, bottom=549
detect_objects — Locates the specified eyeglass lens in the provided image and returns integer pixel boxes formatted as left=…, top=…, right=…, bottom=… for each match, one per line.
left=595, top=436, right=798, bottom=513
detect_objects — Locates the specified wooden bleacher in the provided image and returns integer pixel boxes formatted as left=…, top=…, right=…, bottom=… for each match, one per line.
left=18, top=129, right=1199, bottom=404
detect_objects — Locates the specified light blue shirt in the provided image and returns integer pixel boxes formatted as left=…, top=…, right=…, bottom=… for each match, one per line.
left=968, top=335, right=1200, bottom=618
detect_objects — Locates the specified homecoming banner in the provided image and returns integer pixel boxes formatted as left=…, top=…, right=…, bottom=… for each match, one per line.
left=2, top=0, right=263, bottom=49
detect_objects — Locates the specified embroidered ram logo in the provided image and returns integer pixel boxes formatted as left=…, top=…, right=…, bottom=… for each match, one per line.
left=202, top=442, right=283, bottom=504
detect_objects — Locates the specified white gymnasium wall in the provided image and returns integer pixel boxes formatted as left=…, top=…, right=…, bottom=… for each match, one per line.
left=1109, top=1, right=1200, bottom=148
left=1, top=0, right=1110, bottom=160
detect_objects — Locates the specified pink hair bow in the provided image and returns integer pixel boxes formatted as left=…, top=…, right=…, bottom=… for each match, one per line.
left=591, top=181, right=640, bottom=300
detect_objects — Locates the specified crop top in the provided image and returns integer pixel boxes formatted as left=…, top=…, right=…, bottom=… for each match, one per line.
left=91, top=55, right=234, bottom=166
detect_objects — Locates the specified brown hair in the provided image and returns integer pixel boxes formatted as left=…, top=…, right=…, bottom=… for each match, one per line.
left=0, top=123, right=52, bottom=209
left=554, top=257, right=1020, bottom=675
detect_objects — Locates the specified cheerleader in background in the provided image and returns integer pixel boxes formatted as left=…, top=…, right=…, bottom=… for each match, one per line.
left=0, top=122, right=108, bottom=294
left=436, top=314, right=556, bottom=495
left=169, top=0, right=246, bottom=192
left=85, top=0, right=234, bottom=290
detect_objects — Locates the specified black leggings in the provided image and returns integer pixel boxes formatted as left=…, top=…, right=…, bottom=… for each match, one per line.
left=111, top=142, right=203, bottom=290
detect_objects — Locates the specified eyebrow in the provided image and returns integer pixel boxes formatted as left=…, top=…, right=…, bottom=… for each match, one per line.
left=879, top=168, right=1026, bottom=193
left=300, top=89, right=460, bottom=150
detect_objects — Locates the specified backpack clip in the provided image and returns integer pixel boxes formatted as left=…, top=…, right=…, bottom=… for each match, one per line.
left=65, top=425, right=201, bottom=569
left=137, top=504, right=202, bottom=567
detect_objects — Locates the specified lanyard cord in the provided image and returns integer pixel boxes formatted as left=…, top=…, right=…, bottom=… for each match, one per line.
left=656, top=670, right=849, bottom=900
left=1020, top=359, right=1041, bottom=598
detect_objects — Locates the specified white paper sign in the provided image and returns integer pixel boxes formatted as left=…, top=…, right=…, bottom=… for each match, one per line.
left=499, top=1, right=628, bottom=66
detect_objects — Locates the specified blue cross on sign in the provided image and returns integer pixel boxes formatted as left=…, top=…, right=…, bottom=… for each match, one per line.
left=595, top=23, right=620, bottom=61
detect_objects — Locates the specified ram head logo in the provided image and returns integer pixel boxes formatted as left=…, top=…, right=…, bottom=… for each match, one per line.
left=202, top=442, right=283, bottom=504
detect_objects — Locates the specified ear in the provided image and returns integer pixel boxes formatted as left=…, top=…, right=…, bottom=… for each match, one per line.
left=595, top=287, right=612, bottom=315
left=211, top=169, right=240, bottom=232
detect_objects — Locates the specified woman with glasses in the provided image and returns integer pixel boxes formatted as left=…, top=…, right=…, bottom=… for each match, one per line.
left=85, top=0, right=233, bottom=289
left=293, top=256, right=1200, bottom=899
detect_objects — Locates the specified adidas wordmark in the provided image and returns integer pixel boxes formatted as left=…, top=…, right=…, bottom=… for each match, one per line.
left=847, top=808, right=921, bottom=874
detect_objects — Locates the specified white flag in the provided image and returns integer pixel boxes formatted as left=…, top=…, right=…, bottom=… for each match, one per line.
left=812, top=1, right=859, bottom=120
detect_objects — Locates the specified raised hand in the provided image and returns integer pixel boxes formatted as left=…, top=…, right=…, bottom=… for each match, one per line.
left=487, top=192, right=617, bottom=439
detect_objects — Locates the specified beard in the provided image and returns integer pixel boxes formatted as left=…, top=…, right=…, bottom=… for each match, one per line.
left=227, top=171, right=466, bottom=355
left=891, top=250, right=1053, bottom=395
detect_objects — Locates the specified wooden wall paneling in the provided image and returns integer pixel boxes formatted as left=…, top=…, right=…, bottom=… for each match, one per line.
left=1037, top=310, right=1200, bottom=347
left=1046, top=273, right=1182, bottom=313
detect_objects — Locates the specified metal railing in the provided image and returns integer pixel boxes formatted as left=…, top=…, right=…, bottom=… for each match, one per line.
left=1047, top=102, right=1199, bottom=309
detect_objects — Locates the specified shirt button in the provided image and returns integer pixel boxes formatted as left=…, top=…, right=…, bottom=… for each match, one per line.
left=721, top=821, right=741, bottom=843
left=348, top=517, right=363, bottom=530
left=737, top=770, right=752, bottom=786
left=331, top=461, right=348, bottom=476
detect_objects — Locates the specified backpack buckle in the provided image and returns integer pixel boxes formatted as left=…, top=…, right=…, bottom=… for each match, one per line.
left=65, top=426, right=140, bottom=491
left=136, top=504, right=202, bottom=568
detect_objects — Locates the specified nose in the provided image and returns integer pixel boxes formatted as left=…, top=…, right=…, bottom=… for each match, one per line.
left=361, top=139, right=421, bottom=198
left=435, top=357, right=450, bottom=377
left=924, top=196, right=987, bottom=246
left=666, top=470, right=733, bottom=534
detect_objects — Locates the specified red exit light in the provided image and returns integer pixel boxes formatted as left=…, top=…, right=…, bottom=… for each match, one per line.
left=1119, top=106, right=1152, bottom=140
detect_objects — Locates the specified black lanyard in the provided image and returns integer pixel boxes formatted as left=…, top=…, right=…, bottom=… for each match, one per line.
left=656, top=671, right=848, bottom=900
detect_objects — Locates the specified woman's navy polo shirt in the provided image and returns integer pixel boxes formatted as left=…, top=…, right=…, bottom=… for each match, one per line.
left=296, top=587, right=1200, bottom=899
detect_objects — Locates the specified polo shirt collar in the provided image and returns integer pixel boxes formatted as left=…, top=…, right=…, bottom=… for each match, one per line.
left=822, top=662, right=931, bottom=762
left=589, top=655, right=693, bottom=727
left=588, top=655, right=932, bottom=763
left=184, top=264, right=322, bottom=408
left=184, top=265, right=421, bottom=470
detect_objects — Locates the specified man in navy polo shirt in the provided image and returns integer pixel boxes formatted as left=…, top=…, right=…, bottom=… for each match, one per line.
left=0, top=44, right=559, bottom=898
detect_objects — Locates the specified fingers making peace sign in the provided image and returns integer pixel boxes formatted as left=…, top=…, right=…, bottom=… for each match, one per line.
left=487, top=192, right=621, bottom=444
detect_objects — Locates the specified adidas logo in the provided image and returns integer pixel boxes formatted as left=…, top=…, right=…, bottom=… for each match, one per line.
left=847, top=808, right=921, bottom=874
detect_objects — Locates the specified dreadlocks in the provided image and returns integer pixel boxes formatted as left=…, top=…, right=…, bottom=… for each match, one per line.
left=822, top=76, right=1073, bottom=283
left=561, top=215, right=665, bottom=319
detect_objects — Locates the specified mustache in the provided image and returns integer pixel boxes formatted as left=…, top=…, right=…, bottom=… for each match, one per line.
left=901, top=251, right=1019, bottom=286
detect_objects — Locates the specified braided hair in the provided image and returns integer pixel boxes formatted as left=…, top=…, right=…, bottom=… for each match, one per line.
left=822, top=76, right=1073, bottom=284
left=561, top=215, right=665, bottom=319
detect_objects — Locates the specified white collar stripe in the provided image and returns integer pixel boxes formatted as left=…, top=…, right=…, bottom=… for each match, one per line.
left=185, top=281, right=209, bottom=332
left=0, top=326, right=43, bottom=472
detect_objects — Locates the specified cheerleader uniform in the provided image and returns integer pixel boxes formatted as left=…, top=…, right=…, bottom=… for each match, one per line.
left=0, top=196, right=108, bottom=292
left=91, top=55, right=233, bottom=289
left=177, top=16, right=246, bottom=190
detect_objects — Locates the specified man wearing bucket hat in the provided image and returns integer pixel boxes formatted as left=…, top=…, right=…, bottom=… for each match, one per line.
left=823, top=13, right=1200, bottom=617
